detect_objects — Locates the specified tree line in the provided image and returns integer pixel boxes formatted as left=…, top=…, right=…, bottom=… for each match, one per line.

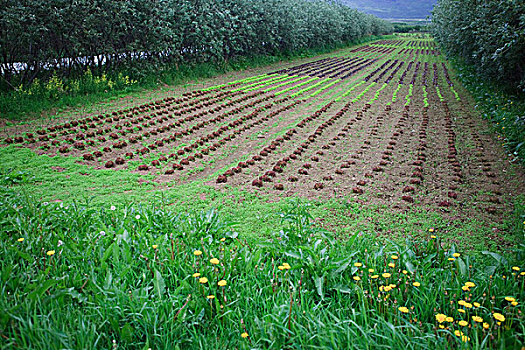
left=431, top=0, right=525, bottom=92
left=0, top=0, right=392, bottom=91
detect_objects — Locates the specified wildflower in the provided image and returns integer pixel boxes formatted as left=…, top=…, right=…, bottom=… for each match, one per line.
left=278, top=265, right=285, bottom=270
left=446, top=317, right=454, bottom=323
left=464, top=303, right=473, bottom=309
left=512, top=266, right=520, bottom=271
left=461, top=335, right=470, bottom=342
left=282, top=263, right=291, bottom=270
left=388, top=263, right=395, bottom=268
left=429, top=228, right=434, bottom=233
left=521, top=272, right=525, bottom=276
left=473, top=302, right=480, bottom=307
left=391, top=255, right=399, bottom=260
left=110, top=205, right=116, bottom=211
left=152, top=244, right=158, bottom=249
left=241, top=332, right=249, bottom=338
left=413, top=282, right=421, bottom=287
left=483, top=323, right=489, bottom=329
left=135, top=215, right=140, bottom=220
left=462, top=286, right=470, bottom=291
left=210, top=258, right=220, bottom=265
left=459, top=320, right=468, bottom=326
left=17, top=238, right=24, bottom=242
left=199, top=277, right=208, bottom=284
left=192, top=272, right=201, bottom=278
left=354, top=262, right=363, bottom=267
left=431, top=235, right=437, bottom=239
left=458, top=309, right=466, bottom=314
left=368, top=268, right=375, bottom=273
left=218, top=280, right=227, bottom=287
left=493, top=313, right=505, bottom=322
left=511, top=301, right=518, bottom=306
left=382, top=273, right=391, bottom=278
left=207, top=295, right=215, bottom=299
left=47, top=250, right=55, bottom=256
left=453, top=253, right=460, bottom=258
left=194, top=250, right=202, bottom=256
left=371, top=275, right=379, bottom=279
left=389, top=284, right=396, bottom=289
left=458, top=300, right=467, bottom=306
left=448, top=258, right=455, bottom=262
left=435, top=314, right=447, bottom=323
left=472, top=316, right=483, bottom=323
left=464, top=282, right=475, bottom=288
left=353, top=276, right=361, bottom=281
left=454, top=330, right=462, bottom=337
left=402, top=270, right=408, bottom=274
left=398, top=306, right=409, bottom=313
left=504, top=297, right=515, bottom=302
left=384, top=286, right=392, bottom=292
left=220, top=237, right=226, bottom=242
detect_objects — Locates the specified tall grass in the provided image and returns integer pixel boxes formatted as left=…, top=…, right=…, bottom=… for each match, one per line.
left=0, top=187, right=523, bottom=349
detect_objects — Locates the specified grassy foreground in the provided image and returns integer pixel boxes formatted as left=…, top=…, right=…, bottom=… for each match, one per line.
left=0, top=186, right=524, bottom=349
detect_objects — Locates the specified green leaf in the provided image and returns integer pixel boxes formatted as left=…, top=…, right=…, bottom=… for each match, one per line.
left=481, top=251, right=507, bottom=265
left=314, top=275, right=324, bottom=300
left=153, top=269, right=165, bottom=298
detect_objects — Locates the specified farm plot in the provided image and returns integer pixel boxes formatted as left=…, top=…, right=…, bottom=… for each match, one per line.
left=3, top=38, right=523, bottom=225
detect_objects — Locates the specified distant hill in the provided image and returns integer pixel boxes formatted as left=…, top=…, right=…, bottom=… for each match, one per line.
left=339, top=0, right=437, bottom=21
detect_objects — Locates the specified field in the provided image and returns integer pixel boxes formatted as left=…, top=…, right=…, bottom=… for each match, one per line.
left=1, top=37, right=524, bottom=349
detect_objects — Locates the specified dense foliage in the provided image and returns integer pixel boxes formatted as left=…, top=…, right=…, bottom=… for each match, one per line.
left=0, top=0, right=392, bottom=91
left=431, top=0, right=525, bottom=92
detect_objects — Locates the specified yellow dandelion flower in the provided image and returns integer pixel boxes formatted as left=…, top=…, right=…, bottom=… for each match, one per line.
left=371, top=275, right=379, bottom=279
left=192, top=272, right=201, bottom=278
left=483, top=322, right=489, bottom=329
left=402, top=270, right=408, bottom=274
left=439, top=324, right=445, bottom=329
left=241, top=332, right=249, bottom=338
left=379, top=286, right=385, bottom=292
left=382, top=273, right=391, bottom=278
left=210, top=258, right=220, bottom=265
left=398, top=306, right=409, bottom=313
left=521, top=272, right=525, bottom=276
left=17, top=238, right=24, bottom=242
left=391, top=255, right=399, bottom=260
left=504, top=297, right=515, bottom=302
left=511, top=301, right=518, bottom=306
left=472, top=316, right=483, bottom=323
left=430, top=235, right=437, bottom=239
left=454, top=330, right=462, bottom=337
left=435, top=314, right=447, bottom=323
left=207, top=295, right=215, bottom=299
left=464, top=282, right=475, bottom=288
left=413, top=282, right=421, bottom=287
left=220, top=237, right=226, bottom=242
left=384, top=286, right=392, bottom=292
left=458, top=309, right=466, bottom=314
left=512, top=266, right=520, bottom=271
left=493, top=313, right=505, bottom=322
left=453, top=253, right=460, bottom=258
left=429, top=228, right=435, bottom=233
left=354, top=262, right=363, bottom=267
left=473, top=302, right=480, bottom=307
left=152, top=244, right=158, bottom=249
left=218, top=280, right=227, bottom=287
left=353, top=276, right=361, bottom=281
left=448, top=258, right=455, bottom=262
left=388, top=263, right=395, bottom=268
left=458, top=300, right=467, bottom=306
left=368, top=268, right=375, bottom=273
left=389, top=284, right=396, bottom=289
left=462, top=286, right=470, bottom=292
left=278, top=265, right=285, bottom=270
left=465, top=303, right=473, bottom=309
left=461, top=335, right=470, bottom=342
left=199, top=277, right=208, bottom=284
left=282, top=263, right=291, bottom=268
left=194, top=250, right=202, bottom=256
left=446, top=317, right=454, bottom=323
left=46, top=250, right=55, bottom=256
left=459, top=320, right=468, bottom=326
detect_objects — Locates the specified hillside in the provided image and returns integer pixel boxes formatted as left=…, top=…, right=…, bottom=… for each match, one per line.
left=339, top=0, right=437, bottom=21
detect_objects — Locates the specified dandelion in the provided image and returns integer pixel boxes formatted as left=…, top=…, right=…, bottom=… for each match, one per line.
left=473, top=302, right=480, bottom=307
left=194, top=250, right=202, bottom=256
left=398, top=306, right=409, bottom=313
left=353, top=276, right=361, bottom=281
left=472, top=316, right=483, bottom=323
left=483, top=322, right=489, bottom=329
left=110, top=205, right=116, bottom=211
left=391, top=255, right=399, bottom=260
left=207, top=295, right=215, bottom=299
left=354, top=262, right=363, bottom=267
left=210, top=258, right=220, bottom=265
left=504, top=297, right=515, bottom=302
left=218, top=280, right=227, bottom=287
left=454, top=330, right=462, bottom=337
left=493, top=313, right=505, bottom=322
left=429, top=228, right=435, bottom=233
left=371, top=275, right=379, bottom=279
left=512, top=266, right=520, bottom=271
left=461, top=335, right=470, bottom=342
left=192, top=272, right=201, bottom=278
left=384, top=286, right=392, bottom=292
left=17, top=238, right=24, bottom=242
left=278, top=265, right=285, bottom=270
left=152, top=244, right=158, bottom=249
left=458, top=309, right=466, bottom=314
left=521, top=272, right=525, bottom=276
left=458, top=300, right=467, bottom=306
left=446, top=317, right=454, bottom=323
left=511, top=301, right=518, bottom=306
left=220, top=237, right=226, bottom=242
left=368, top=268, right=375, bottom=273
left=459, top=320, right=468, bottom=326
left=282, top=263, right=291, bottom=270
left=388, top=263, right=395, bottom=268
left=453, top=253, right=460, bottom=258
left=462, top=286, right=470, bottom=291
left=464, top=303, right=473, bottom=309
left=435, top=314, right=447, bottom=323
left=47, top=250, right=55, bottom=256
left=413, top=282, right=421, bottom=287
left=431, top=235, right=437, bottom=239
left=464, top=282, right=475, bottom=288
left=448, top=258, right=455, bottom=262
left=382, top=273, right=391, bottom=278
left=199, top=277, right=208, bottom=284
left=402, top=270, right=408, bottom=274
left=241, top=332, right=249, bottom=338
